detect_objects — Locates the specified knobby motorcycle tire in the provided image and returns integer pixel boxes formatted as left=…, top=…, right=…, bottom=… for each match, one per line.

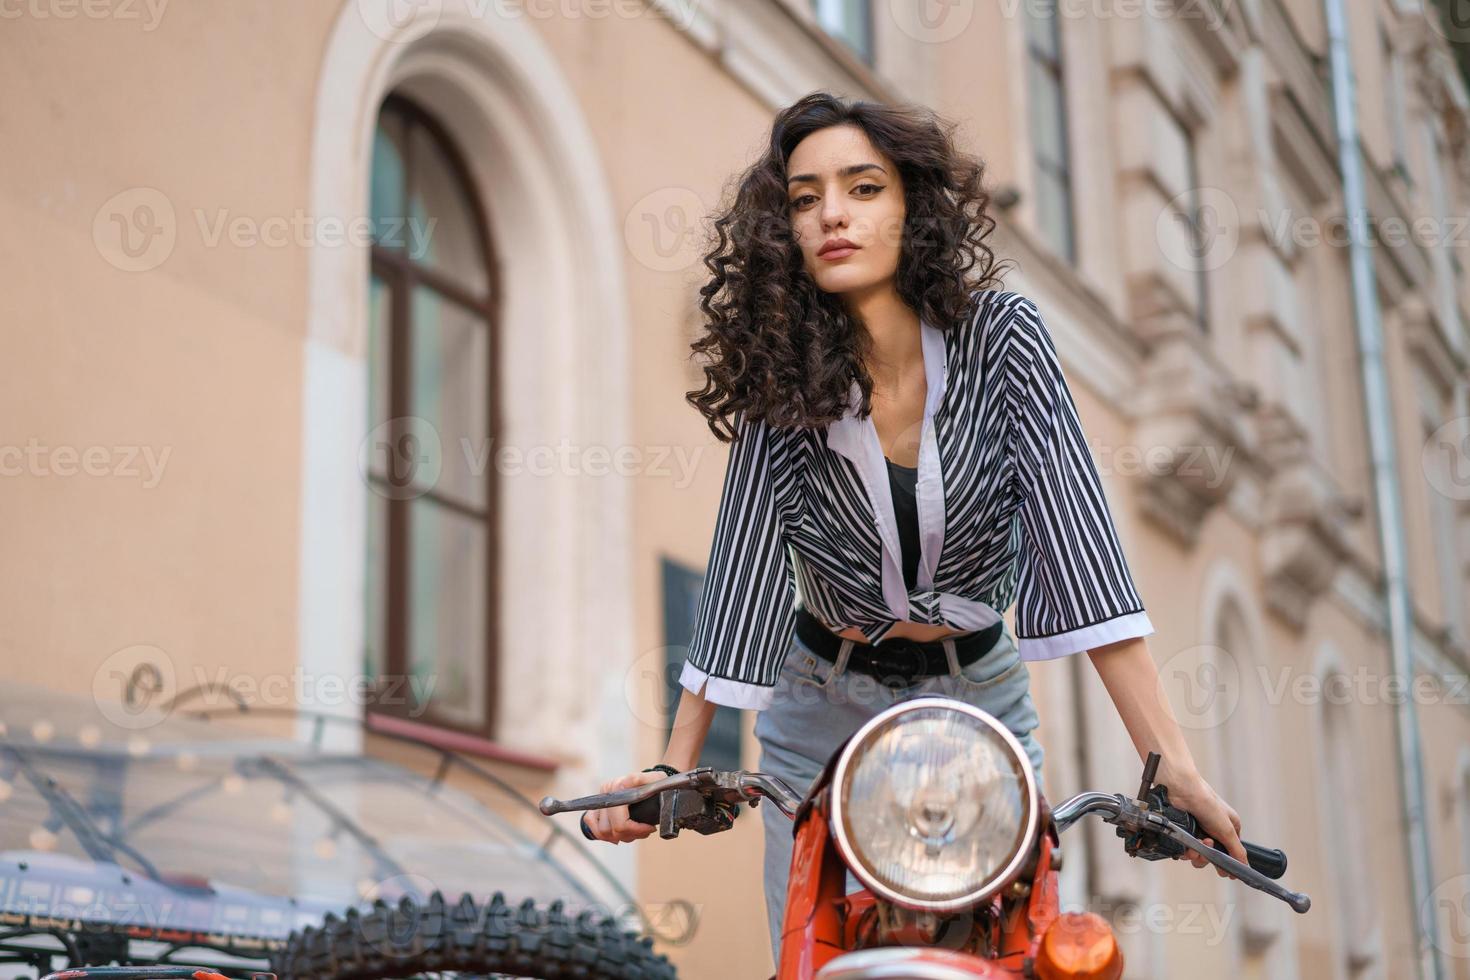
left=270, top=890, right=678, bottom=980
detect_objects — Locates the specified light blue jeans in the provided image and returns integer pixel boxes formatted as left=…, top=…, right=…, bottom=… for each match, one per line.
left=752, top=622, right=1045, bottom=967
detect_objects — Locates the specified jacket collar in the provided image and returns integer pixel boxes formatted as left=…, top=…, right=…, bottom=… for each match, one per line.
left=823, top=312, right=950, bottom=620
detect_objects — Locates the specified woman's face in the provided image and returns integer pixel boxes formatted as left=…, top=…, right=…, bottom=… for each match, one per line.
left=785, top=124, right=906, bottom=297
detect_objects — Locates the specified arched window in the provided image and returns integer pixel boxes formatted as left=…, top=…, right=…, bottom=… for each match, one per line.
left=1212, top=600, right=1283, bottom=959
left=1320, top=667, right=1381, bottom=976
left=364, top=93, right=499, bottom=736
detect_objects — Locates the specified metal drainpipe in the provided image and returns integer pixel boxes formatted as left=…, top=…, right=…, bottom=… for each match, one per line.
left=1321, top=0, right=1443, bottom=975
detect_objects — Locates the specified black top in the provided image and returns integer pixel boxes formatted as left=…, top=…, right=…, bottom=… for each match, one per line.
left=885, top=456, right=920, bottom=591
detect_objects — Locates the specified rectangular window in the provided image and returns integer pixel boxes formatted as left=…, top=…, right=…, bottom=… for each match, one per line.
left=662, top=556, right=743, bottom=770
left=813, top=0, right=873, bottom=63
left=1023, top=3, right=1076, bottom=263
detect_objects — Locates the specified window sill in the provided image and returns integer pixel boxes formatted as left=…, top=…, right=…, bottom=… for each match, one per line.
left=366, top=711, right=560, bottom=773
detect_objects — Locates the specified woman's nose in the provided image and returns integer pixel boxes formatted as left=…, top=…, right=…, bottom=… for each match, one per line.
left=821, top=196, right=849, bottom=230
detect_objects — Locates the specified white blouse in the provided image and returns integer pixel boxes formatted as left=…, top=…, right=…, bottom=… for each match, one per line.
left=679, top=289, right=1154, bottom=710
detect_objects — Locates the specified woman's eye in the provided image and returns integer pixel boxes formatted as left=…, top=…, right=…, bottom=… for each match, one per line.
left=791, top=183, right=882, bottom=209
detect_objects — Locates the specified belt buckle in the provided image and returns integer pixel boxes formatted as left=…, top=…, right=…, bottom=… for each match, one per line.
left=869, top=638, right=927, bottom=689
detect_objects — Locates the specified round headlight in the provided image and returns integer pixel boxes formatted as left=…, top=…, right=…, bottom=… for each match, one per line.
left=828, top=696, right=1039, bottom=911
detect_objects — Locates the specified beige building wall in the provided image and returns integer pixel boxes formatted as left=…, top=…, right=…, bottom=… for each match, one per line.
left=4, top=1, right=1470, bottom=978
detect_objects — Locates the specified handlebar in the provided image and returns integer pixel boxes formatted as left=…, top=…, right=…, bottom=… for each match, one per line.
left=542, top=755, right=1309, bottom=914
left=1052, top=751, right=1311, bottom=914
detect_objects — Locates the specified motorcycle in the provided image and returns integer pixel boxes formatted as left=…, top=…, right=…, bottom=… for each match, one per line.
left=541, top=695, right=1310, bottom=979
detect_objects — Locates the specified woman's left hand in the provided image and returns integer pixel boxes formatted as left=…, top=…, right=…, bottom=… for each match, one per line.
left=1162, top=771, right=1247, bottom=879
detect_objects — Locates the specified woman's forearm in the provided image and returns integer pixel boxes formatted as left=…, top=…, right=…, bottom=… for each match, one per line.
left=660, top=687, right=720, bottom=771
left=1085, top=636, right=1200, bottom=785
left=1086, top=634, right=1249, bottom=873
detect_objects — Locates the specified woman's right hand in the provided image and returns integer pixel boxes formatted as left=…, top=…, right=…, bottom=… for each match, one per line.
left=582, top=769, right=668, bottom=844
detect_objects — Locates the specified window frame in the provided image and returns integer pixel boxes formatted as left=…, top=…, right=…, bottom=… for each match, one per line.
left=366, top=92, right=502, bottom=740
left=1022, top=2, right=1078, bottom=265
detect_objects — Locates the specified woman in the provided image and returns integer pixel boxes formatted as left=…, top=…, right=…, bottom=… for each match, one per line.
left=585, top=92, right=1246, bottom=963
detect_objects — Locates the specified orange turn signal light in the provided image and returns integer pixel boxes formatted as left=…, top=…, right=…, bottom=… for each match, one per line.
left=1035, top=911, right=1123, bottom=980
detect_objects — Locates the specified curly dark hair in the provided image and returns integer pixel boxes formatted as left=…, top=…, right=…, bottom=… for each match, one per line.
left=684, top=91, right=1012, bottom=442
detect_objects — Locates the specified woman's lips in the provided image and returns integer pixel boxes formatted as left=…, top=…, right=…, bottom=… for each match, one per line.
left=819, top=245, right=860, bottom=261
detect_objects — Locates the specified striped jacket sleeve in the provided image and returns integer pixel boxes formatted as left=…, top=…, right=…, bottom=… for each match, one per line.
left=1006, top=296, right=1155, bottom=660
left=678, top=410, right=797, bottom=711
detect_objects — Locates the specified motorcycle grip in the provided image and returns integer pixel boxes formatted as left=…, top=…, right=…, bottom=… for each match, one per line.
left=1182, top=807, right=1287, bottom=878
left=629, top=796, right=661, bottom=826
left=1220, top=839, right=1288, bottom=880
left=578, top=795, right=662, bottom=841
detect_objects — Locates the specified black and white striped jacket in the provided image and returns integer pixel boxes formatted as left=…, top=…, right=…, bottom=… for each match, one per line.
left=680, top=289, right=1154, bottom=710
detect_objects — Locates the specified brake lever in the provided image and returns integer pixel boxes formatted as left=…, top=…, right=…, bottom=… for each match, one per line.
left=1055, top=791, right=1309, bottom=912
left=1148, top=814, right=1312, bottom=913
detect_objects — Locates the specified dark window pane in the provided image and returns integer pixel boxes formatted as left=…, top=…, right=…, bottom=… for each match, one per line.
left=661, top=556, right=742, bottom=770
left=408, top=498, right=489, bottom=729
left=370, top=112, right=407, bottom=250
left=368, top=275, right=391, bottom=438
left=1024, top=2, right=1059, bottom=59
left=408, top=125, right=490, bottom=297
left=1024, top=6, right=1074, bottom=264
left=1034, top=167, right=1074, bottom=262
left=1025, top=58, right=1067, bottom=170
left=411, top=287, right=489, bottom=509
left=813, top=0, right=872, bottom=62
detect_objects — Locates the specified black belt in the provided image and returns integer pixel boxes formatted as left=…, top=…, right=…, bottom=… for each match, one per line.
left=794, top=606, right=1004, bottom=689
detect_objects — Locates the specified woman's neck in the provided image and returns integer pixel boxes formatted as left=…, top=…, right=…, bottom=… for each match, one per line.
left=844, top=289, right=922, bottom=394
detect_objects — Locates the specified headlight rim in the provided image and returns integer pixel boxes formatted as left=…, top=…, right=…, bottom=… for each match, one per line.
left=827, top=695, right=1039, bottom=913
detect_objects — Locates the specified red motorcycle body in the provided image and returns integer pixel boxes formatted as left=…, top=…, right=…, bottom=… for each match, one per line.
left=775, top=791, right=1120, bottom=980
